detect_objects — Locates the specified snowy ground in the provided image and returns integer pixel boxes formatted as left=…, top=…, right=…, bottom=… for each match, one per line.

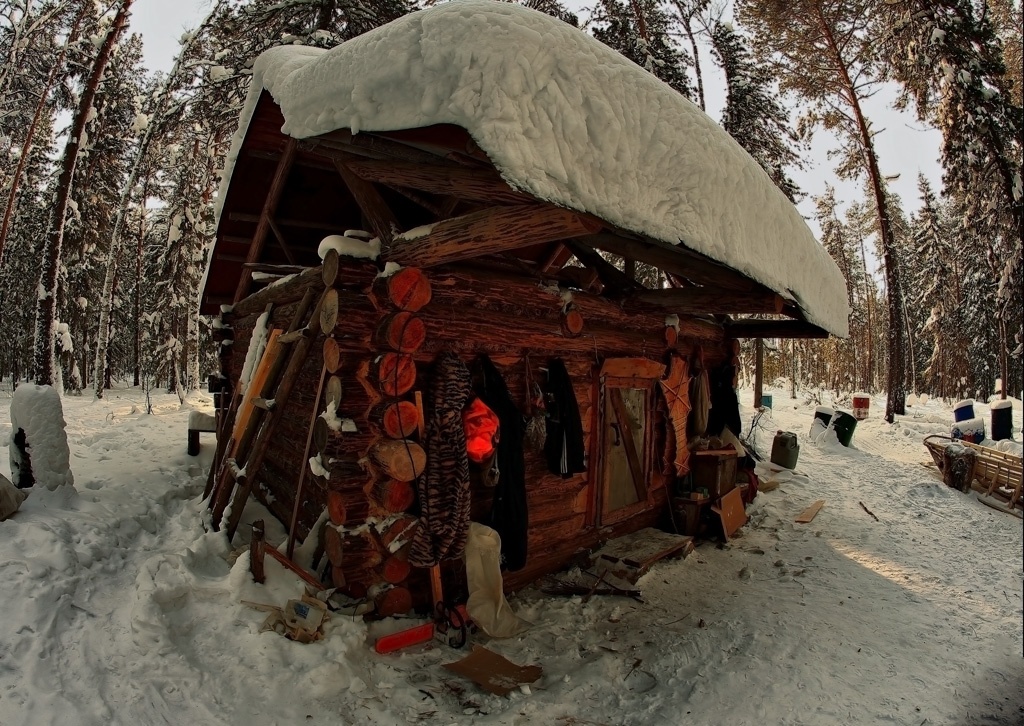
left=0, top=384, right=1021, bottom=726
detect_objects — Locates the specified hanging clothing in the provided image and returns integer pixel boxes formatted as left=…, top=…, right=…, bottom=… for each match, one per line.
left=408, top=353, right=473, bottom=568
left=658, top=354, right=692, bottom=476
left=706, top=364, right=742, bottom=438
left=543, top=358, right=586, bottom=478
left=473, top=354, right=528, bottom=571
left=463, top=397, right=500, bottom=464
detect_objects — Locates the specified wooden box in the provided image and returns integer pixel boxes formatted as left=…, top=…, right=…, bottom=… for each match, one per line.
left=691, top=449, right=738, bottom=500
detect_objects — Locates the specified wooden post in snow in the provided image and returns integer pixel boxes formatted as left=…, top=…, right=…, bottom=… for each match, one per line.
left=754, top=338, right=763, bottom=409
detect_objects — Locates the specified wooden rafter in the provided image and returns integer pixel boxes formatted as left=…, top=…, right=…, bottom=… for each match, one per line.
left=565, top=240, right=640, bottom=295
left=541, top=243, right=570, bottom=275
left=385, top=204, right=603, bottom=268
left=625, top=288, right=786, bottom=315
left=582, top=232, right=760, bottom=293
left=332, top=157, right=400, bottom=244
left=267, top=217, right=297, bottom=265
left=383, top=184, right=444, bottom=216
left=337, top=157, right=531, bottom=206
left=726, top=319, right=830, bottom=339
left=233, top=138, right=297, bottom=302
left=228, top=213, right=340, bottom=232
left=312, top=129, right=460, bottom=166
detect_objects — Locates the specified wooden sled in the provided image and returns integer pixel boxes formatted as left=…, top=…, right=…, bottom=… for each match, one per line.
left=924, top=435, right=1023, bottom=515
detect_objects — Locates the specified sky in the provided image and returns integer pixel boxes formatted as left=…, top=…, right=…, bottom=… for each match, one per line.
left=126, top=0, right=944, bottom=263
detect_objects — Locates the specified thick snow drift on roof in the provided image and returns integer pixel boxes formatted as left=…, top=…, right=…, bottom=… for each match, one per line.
left=217, top=0, right=849, bottom=336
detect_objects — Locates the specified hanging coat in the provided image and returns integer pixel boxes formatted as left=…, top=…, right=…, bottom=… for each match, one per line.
left=473, top=354, right=528, bottom=571
left=408, top=353, right=473, bottom=568
left=706, top=363, right=742, bottom=438
left=543, top=358, right=586, bottom=478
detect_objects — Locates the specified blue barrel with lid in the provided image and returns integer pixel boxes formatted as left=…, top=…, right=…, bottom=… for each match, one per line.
left=953, top=399, right=975, bottom=423
left=770, top=431, right=799, bottom=470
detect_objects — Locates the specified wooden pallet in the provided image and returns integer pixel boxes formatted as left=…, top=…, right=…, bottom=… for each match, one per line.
left=924, top=435, right=1022, bottom=513
left=591, top=528, right=694, bottom=583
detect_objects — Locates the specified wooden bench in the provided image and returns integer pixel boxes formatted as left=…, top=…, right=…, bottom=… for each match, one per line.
left=188, top=411, right=218, bottom=456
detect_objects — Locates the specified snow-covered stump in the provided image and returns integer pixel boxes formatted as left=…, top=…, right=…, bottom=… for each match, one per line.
left=9, top=384, right=75, bottom=490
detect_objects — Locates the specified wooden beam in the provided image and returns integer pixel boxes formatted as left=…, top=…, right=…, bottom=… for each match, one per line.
left=233, top=139, right=297, bottom=303
left=385, top=204, right=602, bottom=268
left=564, top=241, right=639, bottom=295
left=332, top=157, right=399, bottom=244
left=541, top=243, right=570, bottom=274
left=625, top=288, right=786, bottom=315
left=582, top=232, right=759, bottom=293
left=383, top=184, right=443, bottom=216
left=228, top=213, right=340, bottom=232
left=314, top=129, right=460, bottom=166
left=726, top=319, right=830, bottom=339
left=338, top=157, right=531, bottom=206
left=267, top=217, right=297, bottom=265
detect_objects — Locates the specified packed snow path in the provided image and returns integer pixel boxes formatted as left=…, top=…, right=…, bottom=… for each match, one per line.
left=0, top=387, right=1020, bottom=725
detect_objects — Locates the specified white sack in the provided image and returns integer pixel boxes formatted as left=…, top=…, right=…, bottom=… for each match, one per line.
left=464, top=523, right=526, bottom=638
left=0, top=472, right=27, bottom=521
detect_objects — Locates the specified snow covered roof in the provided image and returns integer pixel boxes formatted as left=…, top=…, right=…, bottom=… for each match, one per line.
left=214, top=0, right=849, bottom=336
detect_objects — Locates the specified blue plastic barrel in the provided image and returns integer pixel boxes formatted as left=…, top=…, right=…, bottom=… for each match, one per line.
left=953, top=399, right=975, bottom=423
left=761, top=394, right=773, bottom=410
left=951, top=417, right=985, bottom=444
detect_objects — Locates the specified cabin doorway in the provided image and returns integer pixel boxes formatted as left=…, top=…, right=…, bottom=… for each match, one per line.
left=594, top=358, right=664, bottom=525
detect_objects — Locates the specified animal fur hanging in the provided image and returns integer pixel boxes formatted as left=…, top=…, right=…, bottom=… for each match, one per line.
left=408, top=353, right=474, bottom=568
left=659, top=354, right=692, bottom=476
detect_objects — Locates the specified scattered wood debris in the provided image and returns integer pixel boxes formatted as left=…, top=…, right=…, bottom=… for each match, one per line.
left=795, top=500, right=826, bottom=524
left=443, top=645, right=542, bottom=696
left=859, top=501, right=879, bottom=522
left=590, top=528, right=694, bottom=583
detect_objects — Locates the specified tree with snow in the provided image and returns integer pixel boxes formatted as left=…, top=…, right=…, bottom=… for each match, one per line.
left=31, top=0, right=134, bottom=388
left=709, top=19, right=803, bottom=202
left=737, top=0, right=910, bottom=423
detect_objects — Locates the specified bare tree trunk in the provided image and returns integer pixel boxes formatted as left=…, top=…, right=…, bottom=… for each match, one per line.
left=678, top=6, right=706, bottom=111
left=32, top=0, right=134, bottom=385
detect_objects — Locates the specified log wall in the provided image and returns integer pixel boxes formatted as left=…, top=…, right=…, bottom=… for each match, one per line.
left=220, top=257, right=728, bottom=601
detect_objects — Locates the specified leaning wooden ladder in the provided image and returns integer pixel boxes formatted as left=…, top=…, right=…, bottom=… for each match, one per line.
left=207, top=286, right=324, bottom=540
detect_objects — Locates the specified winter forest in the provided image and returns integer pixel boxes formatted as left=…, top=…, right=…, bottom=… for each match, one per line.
left=0, top=0, right=1021, bottom=416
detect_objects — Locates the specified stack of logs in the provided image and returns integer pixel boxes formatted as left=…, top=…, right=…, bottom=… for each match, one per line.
left=319, top=251, right=433, bottom=617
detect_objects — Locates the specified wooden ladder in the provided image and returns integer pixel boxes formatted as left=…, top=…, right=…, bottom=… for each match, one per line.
left=208, top=286, right=324, bottom=541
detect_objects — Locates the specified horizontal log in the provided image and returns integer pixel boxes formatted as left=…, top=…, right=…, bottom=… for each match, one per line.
left=625, top=288, right=786, bottom=315
left=581, top=233, right=759, bottom=293
left=342, top=157, right=531, bottom=206
left=371, top=353, right=418, bottom=397
left=370, top=400, right=420, bottom=439
left=382, top=557, right=412, bottom=584
left=375, top=311, right=426, bottom=354
left=370, top=439, right=427, bottom=481
left=376, top=479, right=416, bottom=513
left=327, top=491, right=347, bottom=525
left=385, top=204, right=603, bottom=268
left=372, top=267, right=432, bottom=312
left=725, top=319, right=831, bottom=339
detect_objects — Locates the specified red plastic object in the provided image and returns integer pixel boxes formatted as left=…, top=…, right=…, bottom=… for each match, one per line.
left=374, top=622, right=435, bottom=654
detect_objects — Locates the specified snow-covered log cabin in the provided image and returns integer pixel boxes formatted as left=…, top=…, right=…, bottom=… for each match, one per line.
left=199, top=1, right=849, bottom=614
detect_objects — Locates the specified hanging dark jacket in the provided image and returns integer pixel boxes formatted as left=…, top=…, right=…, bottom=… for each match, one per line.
left=706, top=363, right=742, bottom=438
left=543, top=358, right=586, bottom=478
left=473, top=355, right=528, bottom=571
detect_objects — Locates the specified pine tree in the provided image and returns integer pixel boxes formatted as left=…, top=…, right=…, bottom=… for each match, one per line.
left=591, top=0, right=694, bottom=99
left=737, top=0, right=910, bottom=422
left=879, top=0, right=1023, bottom=397
left=709, top=20, right=802, bottom=202
left=31, top=0, right=134, bottom=387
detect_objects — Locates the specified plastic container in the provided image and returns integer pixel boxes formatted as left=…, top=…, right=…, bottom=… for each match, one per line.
left=761, top=394, right=773, bottom=410
left=770, top=431, right=799, bottom=470
left=852, top=393, right=870, bottom=421
left=953, top=399, right=975, bottom=423
left=951, top=417, right=985, bottom=444
left=990, top=400, right=1013, bottom=441
left=832, top=410, right=858, bottom=447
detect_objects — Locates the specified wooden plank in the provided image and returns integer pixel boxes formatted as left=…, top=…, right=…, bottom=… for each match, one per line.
left=565, top=241, right=640, bottom=294
left=625, top=287, right=786, bottom=315
left=608, top=388, right=647, bottom=501
left=336, top=157, right=532, bottom=206
left=711, top=487, right=747, bottom=539
left=795, top=499, right=826, bottom=523
left=332, top=157, right=399, bottom=244
left=601, top=358, right=666, bottom=380
left=726, top=319, right=831, bottom=339
left=386, top=204, right=602, bottom=268
left=267, top=217, right=297, bottom=265
left=592, top=527, right=693, bottom=569
left=233, top=138, right=297, bottom=302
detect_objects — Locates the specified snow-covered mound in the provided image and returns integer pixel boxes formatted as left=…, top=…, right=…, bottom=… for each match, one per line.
left=9, top=383, right=74, bottom=490
left=217, top=0, right=849, bottom=337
